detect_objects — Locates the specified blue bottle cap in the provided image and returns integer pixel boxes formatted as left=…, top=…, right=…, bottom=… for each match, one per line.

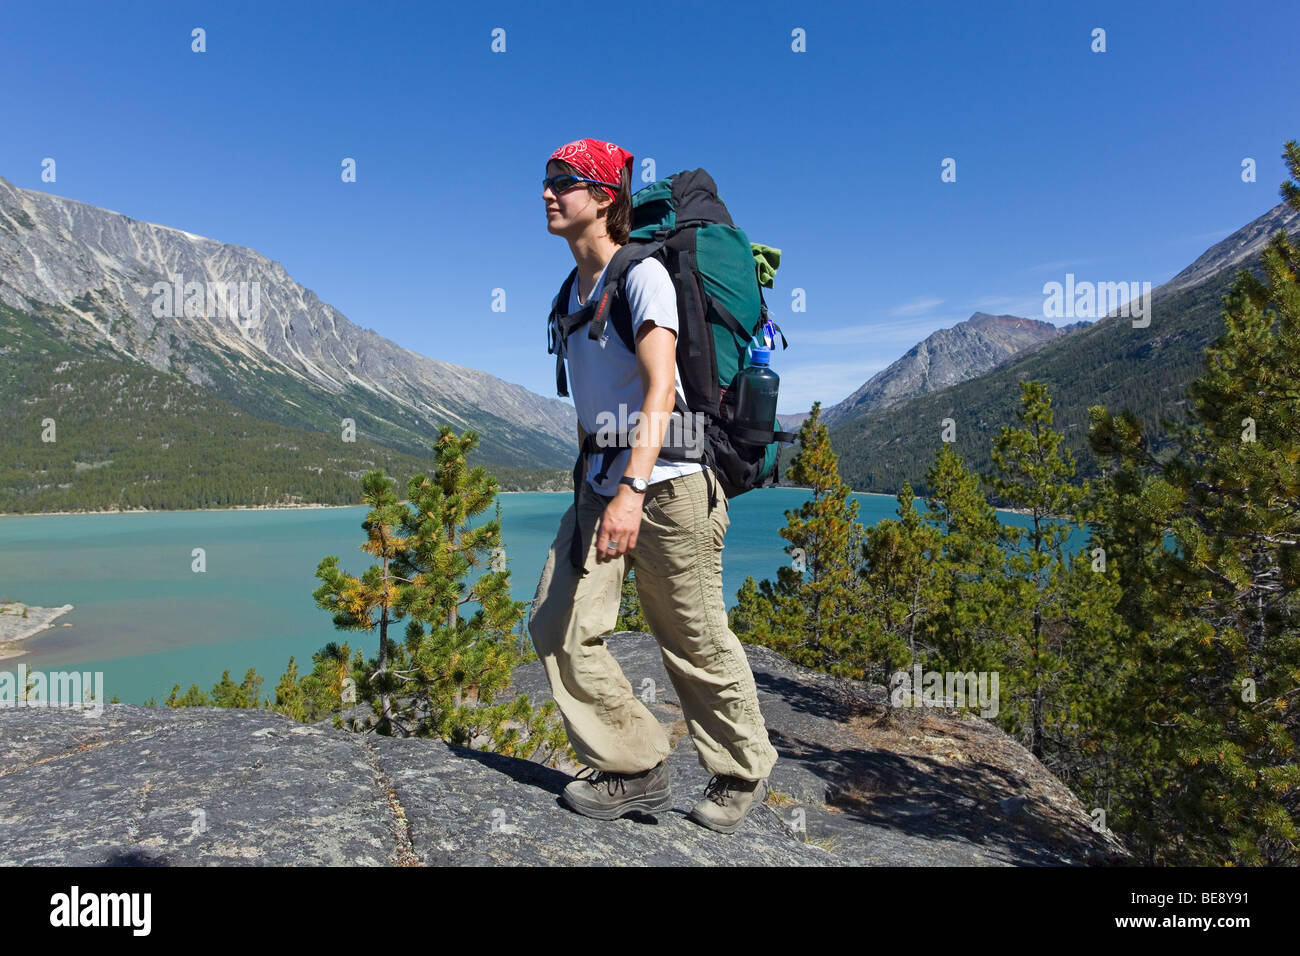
left=749, top=345, right=771, bottom=366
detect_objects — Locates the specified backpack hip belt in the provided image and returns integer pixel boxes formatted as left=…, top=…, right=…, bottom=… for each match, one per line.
left=566, top=431, right=718, bottom=575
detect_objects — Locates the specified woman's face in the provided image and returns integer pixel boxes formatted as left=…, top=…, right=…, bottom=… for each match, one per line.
left=544, top=160, right=609, bottom=237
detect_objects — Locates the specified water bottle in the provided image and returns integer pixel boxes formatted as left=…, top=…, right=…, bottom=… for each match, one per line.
left=732, top=344, right=780, bottom=446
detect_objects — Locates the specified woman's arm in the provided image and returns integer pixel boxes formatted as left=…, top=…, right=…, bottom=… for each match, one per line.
left=625, top=324, right=678, bottom=481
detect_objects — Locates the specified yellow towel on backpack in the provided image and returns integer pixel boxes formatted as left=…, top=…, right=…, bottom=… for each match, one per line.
left=751, top=243, right=781, bottom=289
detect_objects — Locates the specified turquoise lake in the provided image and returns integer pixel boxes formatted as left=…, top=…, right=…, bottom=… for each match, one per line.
left=0, top=490, right=1086, bottom=706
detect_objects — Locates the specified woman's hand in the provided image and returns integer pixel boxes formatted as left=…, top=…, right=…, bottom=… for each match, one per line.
left=594, top=486, right=645, bottom=562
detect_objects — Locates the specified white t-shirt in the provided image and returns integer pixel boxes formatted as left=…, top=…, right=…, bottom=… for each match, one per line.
left=551, top=255, right=705, bottom=496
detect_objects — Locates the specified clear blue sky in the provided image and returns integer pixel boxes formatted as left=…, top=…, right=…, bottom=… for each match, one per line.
left=2, top=0, right=1294, bottom=414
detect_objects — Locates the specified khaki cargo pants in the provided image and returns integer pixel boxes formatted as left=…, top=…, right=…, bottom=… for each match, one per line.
left=528, top=467, right=778, bottom=781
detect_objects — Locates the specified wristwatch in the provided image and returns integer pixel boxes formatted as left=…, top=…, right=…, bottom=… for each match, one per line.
left=619, top=475, right=649, bottom=493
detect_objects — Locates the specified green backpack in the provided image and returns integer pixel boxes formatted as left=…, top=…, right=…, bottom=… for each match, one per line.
left=547, top=168, right=796, bottom=508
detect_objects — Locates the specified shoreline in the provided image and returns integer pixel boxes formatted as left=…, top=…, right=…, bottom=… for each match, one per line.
left=0, top=503, right=367, bottom=518
left=0, top=603, right=74, bottom=662
left=0, top=496, right=576, bottom=516
left=0, top=488, right=1035, bottom=517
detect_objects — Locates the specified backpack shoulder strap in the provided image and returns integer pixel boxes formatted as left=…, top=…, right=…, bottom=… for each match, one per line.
left=599, top=241, right=665, bottom=353
left=552, top=267, right=578, bottom=322
left=547, top=245, right=664, bottom=395
left=548, top=266, right=582, bottom=396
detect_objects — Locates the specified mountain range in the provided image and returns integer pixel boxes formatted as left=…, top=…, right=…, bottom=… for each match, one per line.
left=3, top=172, right=1295, bottom=512
left=824, top=198, right=1300, bottom=498
left=819, top=313, right=1092, bottom=429
left=0, top=175, right=576, bottom=472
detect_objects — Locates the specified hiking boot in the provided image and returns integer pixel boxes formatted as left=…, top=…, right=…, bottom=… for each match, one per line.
left=561, top=759, right=673, bottom=820
left=687, top=773, right=769, bottom=834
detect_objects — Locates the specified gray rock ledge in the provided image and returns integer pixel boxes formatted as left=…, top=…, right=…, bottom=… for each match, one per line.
left=0, top=633, right=1129, bottom=866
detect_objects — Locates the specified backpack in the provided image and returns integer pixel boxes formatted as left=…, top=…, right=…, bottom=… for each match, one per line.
left=546, top=168, right=796, bottom=510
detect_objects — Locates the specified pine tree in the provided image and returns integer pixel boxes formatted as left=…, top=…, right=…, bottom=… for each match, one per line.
left=311, top=427, right=569, bottom=762
left=298, top=641, right=356, bottom=724
left=209, top=669, right=242, bottom=707
left=1083, top=139, right=1300, bottom=863
left=856, top=480, right=940, bottom=712
left=985, top=381, right=1102, bottom=761
left=16, top=668, right=37, bottom=702
left=615, top=567, right=648, bottom=633
left=728, top=402, right=869, bottom=677
left=242, top=668, right=265, bottom=709
left=390, top=427, right=568, bottom=761
left=165, top=683, right=211, bottom=707
left=1174, top=227, right=1300, bottom=866
left=273, top=657, right=306, bottom=721
left=209, top=667, right=264, bottom=708
left=1074, top=410, right=1184, bottom=861
left=1048, top=519, right=1129, bottom=807
left=312, top=467, right=408, bottom=734
left=728, top=574, right=770, bottom=645
left=921, top=442, right=1010, bottom=675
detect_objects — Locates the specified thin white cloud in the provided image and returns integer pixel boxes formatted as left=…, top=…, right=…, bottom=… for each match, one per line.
left=796, top=319, right=953, bottom=346
left=890, top=296, right=944, bottom=316
left=1170, top=229, right=1233, bottom=245
left=1019, top=258, right=1098, bottom=274
left=969, top=295, right=1015, bottom=309
left=796, top=300, right=1053, bottom=345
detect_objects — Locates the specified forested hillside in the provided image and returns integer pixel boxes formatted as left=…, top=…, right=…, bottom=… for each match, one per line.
left=0, top=302, right=566, bottom=513
left=829, top=258, right=1261, bottom=503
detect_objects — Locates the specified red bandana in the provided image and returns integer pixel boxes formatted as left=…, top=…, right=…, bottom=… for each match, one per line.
left=549, top=138, right=634, bottom=202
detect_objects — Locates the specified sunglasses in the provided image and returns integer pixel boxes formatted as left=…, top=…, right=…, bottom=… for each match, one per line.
left=542, top=174, right=621, bottom=195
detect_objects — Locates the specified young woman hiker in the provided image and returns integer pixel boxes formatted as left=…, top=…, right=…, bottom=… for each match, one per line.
left=528, top=137, right=779, bottom=834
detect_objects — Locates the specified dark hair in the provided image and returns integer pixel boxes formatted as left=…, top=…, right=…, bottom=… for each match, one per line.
left=552, top=158, right=632, bottom=245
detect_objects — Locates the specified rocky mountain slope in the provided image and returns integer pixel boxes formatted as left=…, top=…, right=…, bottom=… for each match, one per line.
left=827, top=198, right=1300, bottom=496
left=0, top=175, right=575, bottom=469
left=821, top=313, right=1089, bottom=429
